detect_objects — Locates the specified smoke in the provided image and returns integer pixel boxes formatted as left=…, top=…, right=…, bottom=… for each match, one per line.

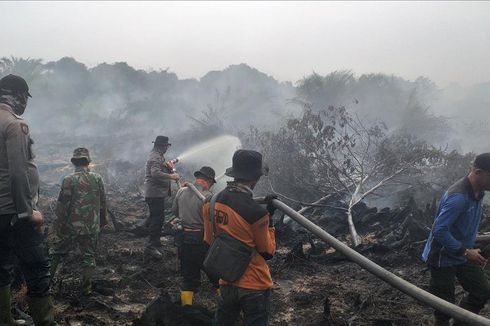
left=3, top=56, right=490, bottom=188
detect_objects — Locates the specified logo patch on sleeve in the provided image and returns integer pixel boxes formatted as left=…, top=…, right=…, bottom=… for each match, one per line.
left=20, top=123, right=29, bottom=135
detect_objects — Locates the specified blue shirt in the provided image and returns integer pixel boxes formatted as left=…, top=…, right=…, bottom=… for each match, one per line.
left=422, top=177, right=484, bottom=267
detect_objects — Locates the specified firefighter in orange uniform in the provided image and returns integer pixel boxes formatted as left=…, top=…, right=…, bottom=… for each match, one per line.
left=203, top=150, right=276, bottom=326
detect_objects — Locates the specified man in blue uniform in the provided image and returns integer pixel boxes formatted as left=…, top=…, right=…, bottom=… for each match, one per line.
left=422, top=153, right=490, bottom=325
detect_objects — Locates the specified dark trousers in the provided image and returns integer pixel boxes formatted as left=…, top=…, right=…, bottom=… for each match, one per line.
left=146, top=197, right=165, bottom=246
left=180, top=231, right=219, bottom=291
left=430, top=263, right=490, bottom=321
left=0, top=214, right=51, bottom=297
left=214, top=285, right=271, bottom=326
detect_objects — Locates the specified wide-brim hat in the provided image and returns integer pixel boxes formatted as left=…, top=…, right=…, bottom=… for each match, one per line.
left=71, top=147, right=91, bottom=163
left=194, top=166, right=217, bottom=184
left=153, top=135, right=171, bottom=146
left=225, top=149, right=268, bottom=181
left=0, top=74, right=32, bottom=97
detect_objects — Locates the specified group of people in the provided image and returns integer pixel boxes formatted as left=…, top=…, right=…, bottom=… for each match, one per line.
left=0, top=75, right=109, bottom=325
left=143, top=135, right=276, bottom=324
left=2, top=73, right=490, bottom=326
left=0, top=73, right=277, bottom=326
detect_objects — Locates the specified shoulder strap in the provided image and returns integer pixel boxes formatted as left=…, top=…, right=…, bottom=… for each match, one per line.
left=209, top=193, right=219, bottom=237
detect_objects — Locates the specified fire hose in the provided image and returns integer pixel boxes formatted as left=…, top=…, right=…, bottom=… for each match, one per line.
left=185, top=184, right=490, bottom=325
left=264, top=198, right=490, bottom=326
left=185, top=184, right=490, bottom=324
left=167, top=158, right=181, bottom=188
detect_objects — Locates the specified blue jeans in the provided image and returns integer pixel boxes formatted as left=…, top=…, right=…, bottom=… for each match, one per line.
left=214, top=285, right=271, bottom=326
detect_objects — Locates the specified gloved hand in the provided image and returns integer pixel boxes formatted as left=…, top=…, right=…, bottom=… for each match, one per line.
left=264, top=194, right=278, bottom=217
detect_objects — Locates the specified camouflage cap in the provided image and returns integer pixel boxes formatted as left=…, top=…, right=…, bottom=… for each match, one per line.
left=71, top=147, right=91, bottom=163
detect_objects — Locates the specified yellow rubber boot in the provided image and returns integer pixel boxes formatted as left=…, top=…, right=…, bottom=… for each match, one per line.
left=180, top=291, right=193, bottom=306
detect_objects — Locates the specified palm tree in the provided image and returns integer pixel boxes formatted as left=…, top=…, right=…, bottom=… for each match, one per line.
left=0, top=56, right=43, bottom=81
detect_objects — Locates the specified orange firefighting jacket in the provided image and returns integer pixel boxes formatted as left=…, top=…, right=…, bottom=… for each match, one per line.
left=203, top=182, right=276, bottom=290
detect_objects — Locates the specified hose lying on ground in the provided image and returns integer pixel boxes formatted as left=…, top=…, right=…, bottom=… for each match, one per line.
left=186, top=184, right=490, bottom=324
left=267, top=198, right=490, bottom=326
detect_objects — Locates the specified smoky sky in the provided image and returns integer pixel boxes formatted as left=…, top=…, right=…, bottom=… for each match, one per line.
left=1, top=1, right=489, bottom=87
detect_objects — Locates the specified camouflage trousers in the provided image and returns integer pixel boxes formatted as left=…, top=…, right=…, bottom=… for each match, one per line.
left=50, top=233, right=98, bottom=277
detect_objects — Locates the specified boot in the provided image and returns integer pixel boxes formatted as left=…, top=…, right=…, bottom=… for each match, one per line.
left=0, top=286, right=26, bottom=326
left=26, top=296, right=57, bottom=326
left=451, top=299, right=482, bottom=326
left=180, top=291, right=193, bottom=306
left=81, top=268, right=94, bottom=296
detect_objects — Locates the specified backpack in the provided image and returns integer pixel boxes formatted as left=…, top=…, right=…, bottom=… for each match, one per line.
left=202, top=194, right=254, bottom=282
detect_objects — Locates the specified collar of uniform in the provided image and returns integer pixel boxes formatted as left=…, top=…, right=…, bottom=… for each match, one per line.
left=75, top=166, right=90, bottom=173
left=226, top=181, right=253, bottom=196
left=0, top=94, right=25, bottom=116
left=0, top=102, right=21, bottom=119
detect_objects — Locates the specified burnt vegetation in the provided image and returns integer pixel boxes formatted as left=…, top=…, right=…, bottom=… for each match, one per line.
left=3, top=56, right=490, bottom=325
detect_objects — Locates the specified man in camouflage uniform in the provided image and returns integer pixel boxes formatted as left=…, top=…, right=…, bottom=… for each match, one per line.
left=172, top=166, right=219, bottom=306
left=51, top=148, right=107, bottom=296
left=0, top=75, right=57, bottom=325
left=144, top=136, right=180, bottom=258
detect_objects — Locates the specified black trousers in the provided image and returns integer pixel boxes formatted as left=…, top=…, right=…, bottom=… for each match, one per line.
left=0, top=214, right=51, bottom=297
left=214, top=285, right=271, bottom=326
left=430, top=263, right=490, bottom=321
left=146, top=197, right=166, bottom=246
left=180, top=231, right=219, bottom=291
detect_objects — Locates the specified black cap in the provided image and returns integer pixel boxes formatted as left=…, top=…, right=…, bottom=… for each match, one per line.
left=225, top=149, right=268, bottom=181
left=194, top=166, right=216, bottom=184
left=152, top=135, right=170, bottom=146
left=474, top=153, right=490, bottom=172
left=0, top=74, right=32, bottom=97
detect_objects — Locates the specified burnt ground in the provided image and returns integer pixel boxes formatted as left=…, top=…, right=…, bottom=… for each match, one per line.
left=10, top=175, right=490, bottom=326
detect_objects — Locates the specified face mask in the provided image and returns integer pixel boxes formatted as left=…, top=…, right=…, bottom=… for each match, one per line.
left=14, top=93, right=28, bottom=115
left=0, top=92, right=27, bottom=115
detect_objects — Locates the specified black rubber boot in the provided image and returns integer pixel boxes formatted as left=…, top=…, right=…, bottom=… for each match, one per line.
left=81, top=267, right=94, bottom=296
left=451, top=298, right=482, bottom=326
left=0, top=286, right=26, bottom=326
left=26, top=296, right=57, bottom=326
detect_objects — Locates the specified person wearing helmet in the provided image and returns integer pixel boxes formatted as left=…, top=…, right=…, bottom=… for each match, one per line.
left=0, top=74, right=57, bottom=325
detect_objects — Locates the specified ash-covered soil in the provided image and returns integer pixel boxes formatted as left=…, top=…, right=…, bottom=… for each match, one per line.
left=11, top=175, right=490, bottom=326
